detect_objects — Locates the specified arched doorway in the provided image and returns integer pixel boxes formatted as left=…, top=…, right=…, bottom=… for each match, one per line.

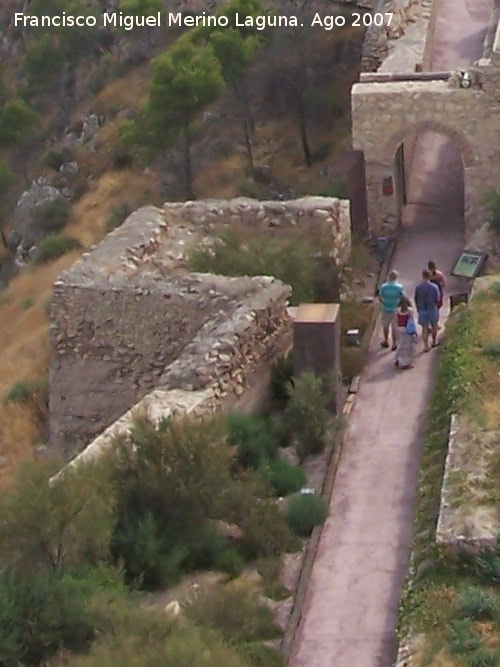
left=384, top=121, right=473, bottom=239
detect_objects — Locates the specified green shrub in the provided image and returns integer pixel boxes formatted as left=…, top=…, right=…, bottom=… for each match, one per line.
left=0, top=459, right=116, bottom=573
left=59, top=623, right=248, bottom=667
left=20, top=296, right=35, bottom=310
left=267, top=459, right=306, bottom=496
left=257, top=556, right=290, bottom=600
left=110, top=149, right=135, bottom=170
left=42, top=148, right=73, bottom=171
left=32, top=235, right=81, bottom=265
left=447, top=617, right=483, bottom=655
left=188, top=226, right=325, bottom=305
left=0, top=569, right=94, bottom=666
left=184, top=524, right=229, bottom=572
left=239, top=502, right=295, bottom=559
left=341, top=347, right=368, bottom=383
left=491, top=281, right=500, bottom=295
left=226, top=412, right=277, bottom=470
left=184, top=580, right=280, bottom=644
left=316, top=177, right=347, bottom=199
left=110, top=415, right=238, bottom=588
left=0, top=160, right=13, bottom=196
left=270, top=353, right=293, bottom=409
left=4, top=377, right=47, bottom=404
left=32, top=197, right=72, bottom=234
left=237, top=642, right=284, bottom=667
left=284, top=371, right=334, bottom=461
left=483, top=188, right=500, bottom=235
left=215, top=548, right=245, bottom=579
left=454, top=586, right=499, bottom=621
left=482, top=341, right=500, bottom=357
left=285, top=493, right=328, bottom=536
left=463, top=648, right=498, bottom=667
left=111, top=510, right=189, bottom=590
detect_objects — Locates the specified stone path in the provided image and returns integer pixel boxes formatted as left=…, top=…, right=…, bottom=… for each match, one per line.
left=287, top=1, right=492, bottom=665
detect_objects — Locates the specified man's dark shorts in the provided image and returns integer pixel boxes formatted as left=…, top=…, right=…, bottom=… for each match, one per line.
left=418, top=310, right=438, bottom=327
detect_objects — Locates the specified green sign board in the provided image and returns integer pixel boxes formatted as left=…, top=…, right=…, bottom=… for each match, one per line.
left=452, top=250, right=488, bottom=278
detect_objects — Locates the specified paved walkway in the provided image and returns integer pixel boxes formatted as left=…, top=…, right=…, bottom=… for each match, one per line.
left=288, top=1, right=492, bottom=666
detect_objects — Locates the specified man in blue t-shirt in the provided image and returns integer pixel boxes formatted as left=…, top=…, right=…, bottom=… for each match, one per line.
left=414, top=269, right=441, bottom=352
left=379, top=269, right=404, bottom=350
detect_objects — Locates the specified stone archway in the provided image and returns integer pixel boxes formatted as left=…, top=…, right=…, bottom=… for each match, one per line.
left=381, top=120, right=475, bottom=168
left=385, top=122, right=472, bottom=233
left=350, top=76, right=498, bottom=242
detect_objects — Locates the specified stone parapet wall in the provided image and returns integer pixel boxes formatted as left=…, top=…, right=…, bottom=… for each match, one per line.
left=52, top=387, right=218, bottom=481
left=159, top=278, right=292, bottom=400
left=49, top=272, right=253, bottom=454
left=51, top=286, right=292, bottom=474
left=163, top=196, right=351, bottom=266
left=50, top=269, right=291, bottom=455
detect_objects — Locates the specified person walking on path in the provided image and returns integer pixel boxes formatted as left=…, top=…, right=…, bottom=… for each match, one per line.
left=428, top=259, right=446, bottom=319
left=414, top=269, right=440, bottom=352
left=394, top=295, right=418, bottom=369
left=378, top=269, right=404, bottom=350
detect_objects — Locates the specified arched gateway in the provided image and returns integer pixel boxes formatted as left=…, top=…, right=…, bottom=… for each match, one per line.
left=351, top=63, right=500, bottom=242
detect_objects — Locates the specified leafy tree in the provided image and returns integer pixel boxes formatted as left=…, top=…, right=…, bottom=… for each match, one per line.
left=0, top=99, right=39, bottom=147
left=284, top=371, right=336, bottom=460
left=126, top=41, right=224, bottom=199
left=109, top=414, right=238, bottom=587
left=23, top=0, right=100, bottom=94
left=0, top=459, right=116, bottom=573
left=0, top=98, right=41, bottom=183
left=0, top=160, right=13, bottom=218
left=209, top=29, right=260, bottom=173
left=217, top=0, right=273, bottom=38
left=188, top=0, right=272, bottom=174
left=272, top=68, right=313, bottom=166
left=0, top=569, right=94, bottom=666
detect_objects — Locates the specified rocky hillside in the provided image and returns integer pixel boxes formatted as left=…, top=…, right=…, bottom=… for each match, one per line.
left=0, top=0, right=366, bottom=483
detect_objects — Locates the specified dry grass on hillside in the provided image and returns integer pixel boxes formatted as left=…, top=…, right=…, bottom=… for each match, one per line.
left=93, top=66, right=150, bottom=117
left=67, top=169, right=160, bottom=246
left=0, top=402, right=42, bottom=489
left=475, top=296, right=500, bottom=429
left=0, top=252, right=81, bottom=487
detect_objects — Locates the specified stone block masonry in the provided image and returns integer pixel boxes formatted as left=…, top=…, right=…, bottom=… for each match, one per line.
left=49, top=196, right=350, bottom=456
left=351, top=65, right=500, bottom=240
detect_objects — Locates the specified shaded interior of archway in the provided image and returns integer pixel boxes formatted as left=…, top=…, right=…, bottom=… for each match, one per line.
left=392, top=131, right=468, bottom=317
left=397, top=131, right=465, bottom=232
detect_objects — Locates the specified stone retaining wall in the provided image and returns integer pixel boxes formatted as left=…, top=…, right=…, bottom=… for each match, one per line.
left=436, top=414, right=500, bottom=555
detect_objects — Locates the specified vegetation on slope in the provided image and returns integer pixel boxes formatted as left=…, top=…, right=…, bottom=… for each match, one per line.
left=398, top=284, right=500, bottom=667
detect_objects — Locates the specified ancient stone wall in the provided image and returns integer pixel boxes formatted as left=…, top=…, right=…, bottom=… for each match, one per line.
left=50, top=196, right=349, bottom=456
left=351, top=63, right=500, bottom=241
left=162, top=196, right=351, bottom=266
